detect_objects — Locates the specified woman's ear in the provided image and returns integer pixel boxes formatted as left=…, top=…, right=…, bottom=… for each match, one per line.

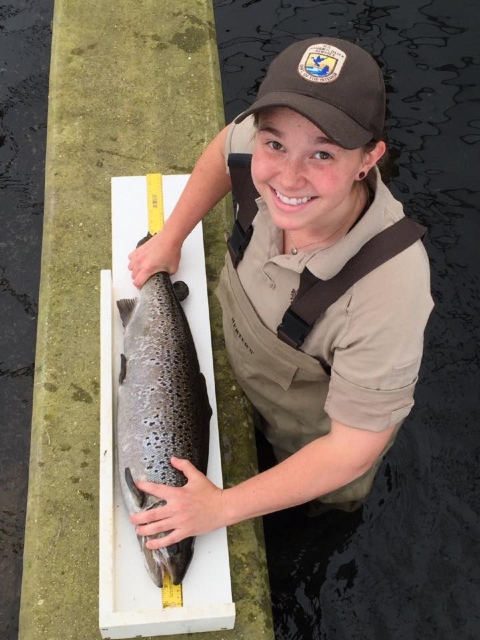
left=362, top=140, right=387, bottom=175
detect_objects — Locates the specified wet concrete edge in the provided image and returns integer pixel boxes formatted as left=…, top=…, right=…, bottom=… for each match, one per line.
left=18, top=1, right=274, bottom=638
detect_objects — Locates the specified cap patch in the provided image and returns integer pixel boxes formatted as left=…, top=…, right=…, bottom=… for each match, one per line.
left=298, top=43, right=347, bottom=84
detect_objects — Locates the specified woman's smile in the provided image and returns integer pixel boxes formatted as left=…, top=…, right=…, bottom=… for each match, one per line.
left=272, top=186, right=315, bottom=208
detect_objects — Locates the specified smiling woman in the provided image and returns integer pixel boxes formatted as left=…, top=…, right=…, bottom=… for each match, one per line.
left=127, top=36, right=433, bottom=547
left=215, top=4, right=478, bottom=640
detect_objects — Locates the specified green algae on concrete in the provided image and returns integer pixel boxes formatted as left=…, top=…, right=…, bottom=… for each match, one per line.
left=19, top=1, right=274, bottom=639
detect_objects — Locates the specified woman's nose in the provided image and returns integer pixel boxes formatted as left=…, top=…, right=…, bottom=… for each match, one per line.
left=279, top=158, right=306, bottom=191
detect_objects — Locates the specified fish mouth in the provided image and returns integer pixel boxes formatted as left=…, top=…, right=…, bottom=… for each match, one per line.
left=139, top=535, right=195, bottom=587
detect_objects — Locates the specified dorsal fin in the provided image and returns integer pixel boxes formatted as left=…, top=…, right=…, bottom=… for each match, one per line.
left=116, top=298, right=137, bottom=327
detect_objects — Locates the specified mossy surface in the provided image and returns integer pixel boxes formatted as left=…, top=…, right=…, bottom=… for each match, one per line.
left=19, top=1, right=274, bottom=638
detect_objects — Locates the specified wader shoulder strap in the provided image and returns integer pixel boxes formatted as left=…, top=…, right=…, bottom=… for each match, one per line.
left=227, top=153, right=259, bottom=268
left=277, top=216, right=427, bottom=349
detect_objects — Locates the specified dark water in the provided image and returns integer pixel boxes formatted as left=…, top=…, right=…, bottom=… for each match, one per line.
left=0, top=1, right=52, bottom=637
left=1, top=1, right=479, bottom=639
left=213, top=1, right=480, bottom=639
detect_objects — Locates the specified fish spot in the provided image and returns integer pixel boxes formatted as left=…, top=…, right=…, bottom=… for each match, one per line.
left=59, top=444, right=71, bottom=452
left=71, top=383, right=93, bottom=403
left=70, top=476, right=80, bottom=484
left=44, top=383, right=58, bottom=392
left=80, top=461, right=88, bottom=468
left=82, top=447, right=91, bottom=455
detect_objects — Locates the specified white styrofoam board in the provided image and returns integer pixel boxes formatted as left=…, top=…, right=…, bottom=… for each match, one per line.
left=99, top=175, right=235, bottom=639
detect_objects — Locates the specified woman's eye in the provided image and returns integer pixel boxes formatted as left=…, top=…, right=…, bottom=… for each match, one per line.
left=314, top=150, right=332, bottom=160
left=268, top=140, right=284, bottom=151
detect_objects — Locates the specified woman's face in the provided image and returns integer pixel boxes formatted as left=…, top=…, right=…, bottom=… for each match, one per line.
left=251, top=107, right=384, bottom=236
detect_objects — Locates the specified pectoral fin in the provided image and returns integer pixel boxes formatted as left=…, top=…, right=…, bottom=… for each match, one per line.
left=125, top=467, right=146, bottom=508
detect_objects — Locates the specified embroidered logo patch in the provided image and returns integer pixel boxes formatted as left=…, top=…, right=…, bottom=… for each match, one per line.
left=298, top=43, right=347, bottom=83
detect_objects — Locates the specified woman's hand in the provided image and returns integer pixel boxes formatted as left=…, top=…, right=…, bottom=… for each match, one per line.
left=130, top=457, right=226, bottom=548
left=128, top=231, right=181, bottom=288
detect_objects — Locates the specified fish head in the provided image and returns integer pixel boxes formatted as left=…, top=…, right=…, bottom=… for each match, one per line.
left=155, top=537, right=195, bottom=585
left=139, top=535, right=195, bottom=588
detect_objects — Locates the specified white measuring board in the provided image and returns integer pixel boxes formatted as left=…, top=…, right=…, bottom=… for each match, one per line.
left=99, top=175, right=235, bottom=638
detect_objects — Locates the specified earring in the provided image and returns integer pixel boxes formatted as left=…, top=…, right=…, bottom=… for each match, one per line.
left=358, top=171, right=366, bottom=180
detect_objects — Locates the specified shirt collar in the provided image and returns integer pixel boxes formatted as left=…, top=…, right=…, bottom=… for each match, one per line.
left=256, top=168, right=397, bottom=279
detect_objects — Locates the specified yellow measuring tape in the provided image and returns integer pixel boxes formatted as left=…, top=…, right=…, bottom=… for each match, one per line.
left=146, top=173, right=183, bottom=608
left=162, top=571, right=183, bottom=608
left=146, top=173, right=165, bottom=235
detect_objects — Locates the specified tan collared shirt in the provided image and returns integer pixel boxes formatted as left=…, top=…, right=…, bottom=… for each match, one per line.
left=224, top=115, right=433, bottom=433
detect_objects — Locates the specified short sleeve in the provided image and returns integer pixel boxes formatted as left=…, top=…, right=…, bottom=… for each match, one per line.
left=324, top=241, right=434, bottom=431
left=225, top=114, right=257, bottom=170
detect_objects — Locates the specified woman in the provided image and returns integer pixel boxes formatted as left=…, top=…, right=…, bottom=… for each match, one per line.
left=127, top=37, right=433, bottom=548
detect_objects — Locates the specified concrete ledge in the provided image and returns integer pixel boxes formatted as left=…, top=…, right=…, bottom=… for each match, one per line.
left=19, top=1, right=274, bottom=638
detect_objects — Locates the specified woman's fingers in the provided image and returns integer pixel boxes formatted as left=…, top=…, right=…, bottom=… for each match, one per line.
left=145, top=529, right=183, bottom=549
left=128, top=459, right=225, bottom=545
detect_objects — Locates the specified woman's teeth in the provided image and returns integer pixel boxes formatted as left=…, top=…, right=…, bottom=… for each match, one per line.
left=275, top=190, right=312, bottom=206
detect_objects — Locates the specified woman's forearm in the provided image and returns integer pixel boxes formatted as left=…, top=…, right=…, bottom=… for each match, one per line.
left=161, top=124, right=232, bottom=247
left=222, top=420, right=396, bottom=525
left=129, top=124, right=233, bottom=286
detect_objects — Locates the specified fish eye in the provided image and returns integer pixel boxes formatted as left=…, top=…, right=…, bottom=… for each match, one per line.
left=167, top=543, right=180, bottom=554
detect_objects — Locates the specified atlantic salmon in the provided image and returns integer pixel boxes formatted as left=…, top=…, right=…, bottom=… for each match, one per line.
left=116, top=259, right=211, bottom=587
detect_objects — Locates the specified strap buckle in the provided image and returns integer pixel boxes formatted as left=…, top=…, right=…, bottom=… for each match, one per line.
left=277, top=310, right=311, bottom=349
left=227, top=220, right=253, bottom=268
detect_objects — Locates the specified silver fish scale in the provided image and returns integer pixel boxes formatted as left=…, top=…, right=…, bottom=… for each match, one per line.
left=117, top=271, right=211, bottom=513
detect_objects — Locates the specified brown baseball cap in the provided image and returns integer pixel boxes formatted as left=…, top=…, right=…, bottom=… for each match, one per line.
left=235, top=37, right=385, bottom=149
